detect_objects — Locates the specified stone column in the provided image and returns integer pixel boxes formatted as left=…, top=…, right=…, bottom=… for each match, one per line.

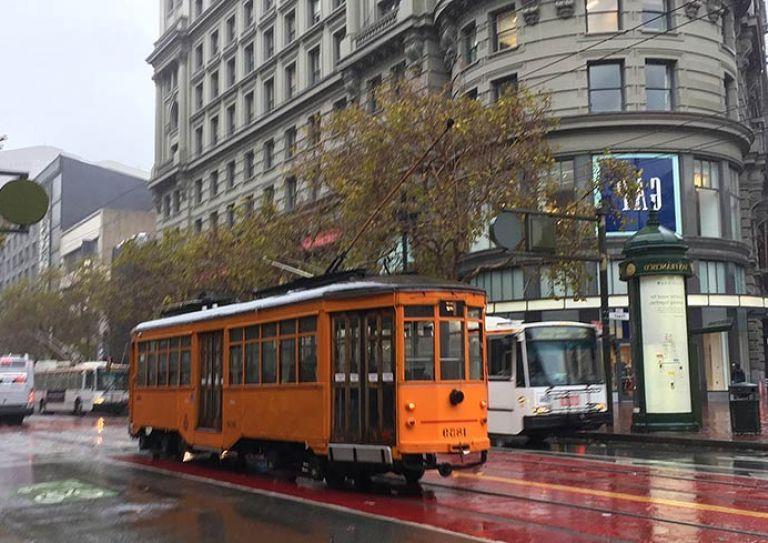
left=178, top=50, right=189, bottom=162
left=152, top=74, right=163, bottom=175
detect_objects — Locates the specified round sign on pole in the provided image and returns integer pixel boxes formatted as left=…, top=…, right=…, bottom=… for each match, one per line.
left=490, top=211, right=525, bottom=251
left=0, top=179, right=49, bottom=226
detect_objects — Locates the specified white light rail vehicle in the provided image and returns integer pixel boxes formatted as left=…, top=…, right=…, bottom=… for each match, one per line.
left=36, top=361, right=129, bottom=415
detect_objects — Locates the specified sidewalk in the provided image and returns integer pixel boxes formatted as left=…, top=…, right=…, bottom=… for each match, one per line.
left=578, top=381, right=768, bottom=451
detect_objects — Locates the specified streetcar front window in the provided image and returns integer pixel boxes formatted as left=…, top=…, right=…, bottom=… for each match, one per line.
left=525, top=327, right=601, bottom=386
left=405, top=321, right=435, bottom=381
left=97, top=370, right=128, bottom=391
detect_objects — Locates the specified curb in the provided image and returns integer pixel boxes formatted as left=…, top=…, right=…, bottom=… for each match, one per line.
left=575, top=430, right=768, bottom=452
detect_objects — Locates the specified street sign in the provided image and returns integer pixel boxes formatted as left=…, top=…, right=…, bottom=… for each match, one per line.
left=0, top=178, right=49, bottom=226
left=490, top=211, right=524, bottom=251
left=609, top=308, right=630, bottom=321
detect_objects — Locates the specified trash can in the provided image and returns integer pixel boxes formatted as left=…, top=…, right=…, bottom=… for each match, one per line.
left=729, top=383, right=761, bottom=434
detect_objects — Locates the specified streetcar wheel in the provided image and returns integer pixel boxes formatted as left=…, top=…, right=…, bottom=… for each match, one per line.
left=324, top=467, right=346, bottom=489
left=353, top=472, right=372, bottom=491
left=404, top=468, right=425, bottom=485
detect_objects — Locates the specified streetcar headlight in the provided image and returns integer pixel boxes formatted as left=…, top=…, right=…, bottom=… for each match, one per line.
left=406, top=402, right=416, bottom=412
left=93, top=397, right=105, bottom=405
left=533, top=405, right=551, bottom=415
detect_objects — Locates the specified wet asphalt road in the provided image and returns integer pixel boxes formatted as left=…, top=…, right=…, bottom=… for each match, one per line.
left=3, top=415, right=768, bottom=542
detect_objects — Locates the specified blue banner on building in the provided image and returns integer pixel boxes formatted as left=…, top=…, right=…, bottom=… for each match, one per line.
left=593, top=153, right=681, bottom=236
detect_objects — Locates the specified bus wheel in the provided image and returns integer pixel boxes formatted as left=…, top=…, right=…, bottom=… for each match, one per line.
left=8, top=415, right=24, bottom=426
left=39, top=400, right=46, bottom=415
left=73, top=399, right=84, bottom=417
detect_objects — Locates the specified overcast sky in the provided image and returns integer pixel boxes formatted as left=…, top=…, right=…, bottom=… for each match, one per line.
left=0, top=1, right=158, bottom=172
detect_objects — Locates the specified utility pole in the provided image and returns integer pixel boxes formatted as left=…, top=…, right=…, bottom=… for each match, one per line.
left=597, top=192, right=614, bottom=428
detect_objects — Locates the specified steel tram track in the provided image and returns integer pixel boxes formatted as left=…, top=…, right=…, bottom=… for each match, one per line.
left=416, top=476, right=768, bottom=541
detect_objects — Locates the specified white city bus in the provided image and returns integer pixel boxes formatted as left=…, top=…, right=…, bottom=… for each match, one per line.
left=486, top=318, right=610, bottom=438
left=0, top=355, right=35, bottom=425
left=36, top=361, right=129, bottom=415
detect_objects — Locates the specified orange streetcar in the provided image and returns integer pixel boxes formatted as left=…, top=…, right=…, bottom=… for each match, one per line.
left=129, top=274, right=490, bottom=485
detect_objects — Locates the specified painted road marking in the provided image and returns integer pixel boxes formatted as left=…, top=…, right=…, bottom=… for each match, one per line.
left=16, top=479, right=116, bottom=505
left=455, top=472, right=768, bottom=520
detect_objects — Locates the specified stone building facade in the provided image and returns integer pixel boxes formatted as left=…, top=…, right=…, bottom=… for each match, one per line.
left=148, top=0, right=768, bottom=393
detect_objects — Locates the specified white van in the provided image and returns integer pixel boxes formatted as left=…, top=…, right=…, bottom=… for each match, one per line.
left=0, top=355, right=35, bottom=425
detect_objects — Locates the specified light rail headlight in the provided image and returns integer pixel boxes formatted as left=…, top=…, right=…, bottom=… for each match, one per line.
left=93, top=397, right=105, bottom=405
left=533, top=405, right=551, bottom=415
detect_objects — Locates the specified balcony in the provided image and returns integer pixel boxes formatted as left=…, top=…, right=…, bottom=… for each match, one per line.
left=355, top=9, right=398, bottom=49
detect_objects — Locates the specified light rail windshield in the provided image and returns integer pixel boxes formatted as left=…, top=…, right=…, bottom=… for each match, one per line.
left=525, top=326, right=601, bottom=386
left=97, top=369, right=128, bottom=391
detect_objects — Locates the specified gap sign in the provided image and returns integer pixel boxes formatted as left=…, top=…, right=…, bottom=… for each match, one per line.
left=593, top=154, right=681, bottom=236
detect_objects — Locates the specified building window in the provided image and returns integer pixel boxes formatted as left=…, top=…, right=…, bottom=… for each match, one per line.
left=211, top=70, right=219, bottom=98
left=244, top=195, right=254, bottom=217
left=163, top=194, right=171, bottom=219
left=586, top=0, right=620, bottom=32
left=195, top=126, right=204, bottom=155
left=368, top=75, right=382, bottom=113
left=728, top=166, right=741, bottom=241
left=609, top=261, right=628, bottom=295
left=195, top=43, right=204, bottom=69
left=698, top=261, right=727, bottom=294
left=264, top=27, right=274, bottom=60
left=588, top=61, right=624, bottom=112
left=195, top=178, right=203, bottom=204
left=244, top=0, right=254, bottom=26
left=645, top=60, right=673, bottom=111
left=245, top=91, right=254, bottom=123
left=547, top=158, right=576, bottom=202
left=194, top=0, right=203, bottom=17
left=227, top=104, right=236, bottom=135
left=210, top=29, right=219, bottom=56
left=263, top=138, right=275, bottom=169
left=227, top=57, right=236, bottom=87
left=309, top=0, right=321, bottom=25
left=226, top=15, right=236, bottom=44
left=493, top=7, right=518, bottom=51
left=694, top=158, right=722, bottom=237
left=462, top=22, right=478, bottom=64
left=285, top=11, right=296, bottom=44
left=227, top=204, right=236, bottom=227
left=210, top=170, right=219, bottom=197
left=333, top=28, right=346, bottom=66
left=195, top=83, right=204, bottom=110
left=194, top=218, right=203, bottom=233
left=724, top=73, right=736, bottom=118
left=308, top=47, right=321, bottom=85
left=721, top=8, right=734, bottom=48
left=333, top=0, right=345, bottom=8
left=491, top=74, right=518, bottom=101
left=307, top=113, right=321, bottom=147
left=210, top=115, right=219, bottom=145
left=333, top=97, right=347, bottom=111
left=173, top=190, right=181, bottom=214
left=263, top=185, right=275, bottom=208
left=245, top=43, right=255, bottom=72
left=285, top=176, right=297, bottom=211
left=642, top=0, right=668, bottom=30
left=227, top=160, right=236, bottom=189
left=263, top=0, right=274, bottom=12
left=285, top=127, right=296, bottom=159
left=468, top=268, right=525, bottom=302
left=285, top=63, right=296, bottom=99
left=209, top=211, right=219, bottom=230
left=264, top=78, right=275, bottom=112
left=245, top=150, right=255, bottom=179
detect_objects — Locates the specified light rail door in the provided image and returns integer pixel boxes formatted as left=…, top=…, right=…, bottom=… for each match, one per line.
left=332, top=310, right=396, bottom=445
left=197, top=331, right=223, bottom=431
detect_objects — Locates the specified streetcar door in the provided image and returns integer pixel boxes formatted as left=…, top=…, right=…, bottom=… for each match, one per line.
left=197, top=331, right=223, bottom=431
left=332, top=310, right=395, bottom=444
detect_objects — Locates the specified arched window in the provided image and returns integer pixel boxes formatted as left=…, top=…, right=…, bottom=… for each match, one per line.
left=169, top=101, right=179, bottom=131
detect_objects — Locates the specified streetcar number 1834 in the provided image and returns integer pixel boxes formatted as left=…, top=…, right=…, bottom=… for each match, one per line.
left=442, top=427, right=468, bottom=439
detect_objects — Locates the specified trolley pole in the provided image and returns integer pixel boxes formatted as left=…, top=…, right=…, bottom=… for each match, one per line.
left=597, top=198, right=614, bottom=428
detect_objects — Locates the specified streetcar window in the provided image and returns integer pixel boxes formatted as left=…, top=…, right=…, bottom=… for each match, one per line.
left=299, top=316, right=316, bottom=333
left=279, top=319, right=296, bottom=335
left=262, top=339, right=277, bottom=383
left=440, top=300, right=465, bottom=317
left=299, top=335, right=317, bottom=382
left=262, top=323, right=277, bottom=338
left=382, top=315, right=393, bottom=375
left=404, top=321, right=434, bottom=381
left=468, top=307, right=482, bottom=320
left=169, top=350, right=180, bottom=386
left=280, top=338, right=296, bottom=383
left=181, top=336, right=191, bottom=348
left=148, top=345, right=157, bottom=386
left=245, top=342, right=260, bottom=384
left=170, top=337, right=180, bottom=349
left=230, top=328, right=243, bottom=342
left=468, top=322, right=483, bottom=380
left=158, top=350, right=169, bottom=386
left=488, top=337, right=512, bottom=379
left=405, top=305, right=434, bottom=318
left=440, top=321, right=465, bottom=380
left=138, top=352, right=148, bottom=386
left=229, top=344, right=243, bottom=385
left=180, top=350, right=191, bottom=385
left=245, top=325, right=259, bottom=340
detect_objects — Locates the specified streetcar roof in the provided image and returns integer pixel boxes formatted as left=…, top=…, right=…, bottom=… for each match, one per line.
left=486, top=317, right=596, bottom=334
left=133, top=275, right=483, bottom=334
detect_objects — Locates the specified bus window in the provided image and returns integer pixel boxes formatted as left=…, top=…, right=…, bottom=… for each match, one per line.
left=525, top=326, right=600, bottom=386
left=85, top=370, right=94, bottom=390
left=515, top=341, right=525, bottom=387
left=489, top=337, right=512, bottom=380
left=440, top=321, right=465, bottom=380
left=404, top=321, right=434, bottom=381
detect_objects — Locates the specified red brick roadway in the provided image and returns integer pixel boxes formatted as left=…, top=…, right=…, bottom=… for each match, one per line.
left=120, top=447, right=768, bottom=543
